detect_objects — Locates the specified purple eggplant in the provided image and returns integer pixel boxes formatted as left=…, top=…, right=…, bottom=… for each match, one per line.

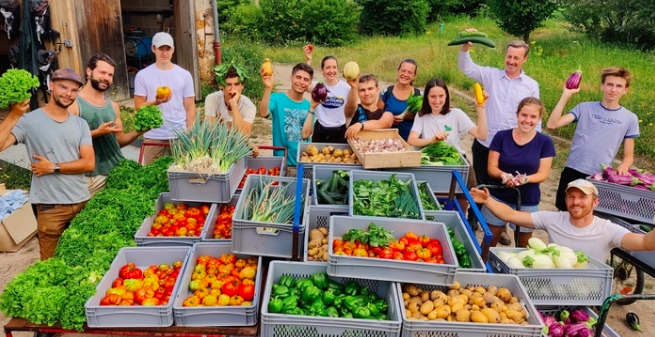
left=565, top=322, right=592, bottom=337
left=566, top=70, right=582, bottom=89
left=576, top=327, right=594, bottom=337
left=589, top=173, right=604, bottom=181
left=629, top=168, right=655, bottom=186
left=570, top=309, right=590, bottom=323
left=311, top=82, right=328, bottom=102
left=602, top=165, right=640, bottom=185
left=542, top=314, right=558, bottom=328
left=548, top=323, right=565, bottom=337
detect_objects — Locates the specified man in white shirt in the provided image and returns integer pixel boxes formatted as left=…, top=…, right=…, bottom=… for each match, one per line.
left=204, top=65, right=256, bottom=134
left=470, top=179, right=655, bottom=261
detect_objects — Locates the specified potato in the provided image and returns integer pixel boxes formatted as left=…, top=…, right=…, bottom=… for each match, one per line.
left=402, top=292, right=410, bottom=301
left=450, top=302, right=464, bottom=313
left=470, top=292, right=482, bottom=299
left=419, top=291, right=430, bottom=302
left=420, top=301, right=434, bottom=315
left=408, top=297, right=423, bottom=306
left=446, top=289, right=460, bottom=297
left=411, top=311, right=424, bottom=319
left=448, top=295, right=467, bottom=306
left=321, top=252, right=328, bottom=261
left=308, top=239, right=322, bottom=249
left=481, top=308, right=500, bottom=323
left=427, top=310, right=439, bottom=320
left=447, top=281, right=461, bottom=290
left=327, top=145, right=334, bottom=153
left=321, top=146, right=331, bottom=155
left=318, top=227, right=328, bottom=236
left=459, top=289, right=473, bottom=298
left=434, top=305, right=451, bottom=319
left=471, top=304, right=480, bottom=311
left=470, top=310, right=488, bottom=323
left=333, top=149, right=344, bottom=157
left=309, top=229, right=324, bottom=241
left=430, top=290, right=448, bottom=303
left=486, top=285, right=498, bottom=295
left=490, top=300, right=504, bottom=312
left=404, top=284, right=420, bottom=296
left=455, top=309, right=471, bottom=322
left=407, top=301, right=420, bottom=313
left=343, top=149, right=351, bottom=156
left=505, top=310, right=524, bottom=323
left=433, top=298, right=445, bottom=307
left=306, top=145, right=319, bottom=156
left=474, top=286, right=486, bottom=294
left=496, top=288, right=512, bottom=302
left=500, top=318, right=515, bottom=324
left=507, top=302, right=523, bottom=312
left=469, top=296, right=485, bottom=307
left=307, top=248, right=319, bottom=256
left=509, top=296, right=519, bottom=304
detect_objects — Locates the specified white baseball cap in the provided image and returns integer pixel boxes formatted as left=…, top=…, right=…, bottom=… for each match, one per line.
left=565, top=179, right=599, bottom=197
left=152, top=32, right=174, bottom=48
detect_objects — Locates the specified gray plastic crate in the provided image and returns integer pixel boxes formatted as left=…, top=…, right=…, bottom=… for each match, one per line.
left=85, top=246, right=191, bottom=328
left=303, top=205, right=349, bottom=262
left=397, top=272, right=544, bottom=337
left=168, top=157, right=246, bottom=203
left=424, top=210, right=485, bottom=272
left=236, top=156, right=287, bottom=193
left=261, top=261, right=402, bottom=337
left=232, top=174, right=310, bottom=258
left=536, top=306, right=619, bottom=337
left=417, top=181, right=442, bottom=211
left=201, top=195, right=239, bottom=242
left=297, top=142, right=362, bottom=179
left=382, top=154, right=469, bottom=194
left=587, top=178, right=655, bottom=223
left=172, top=242, right=262, bottom=326
left=489, top=247, right=613, bottom=306
left=134, top=193, right=217, bottom=247
left=349, top=170, right=425, bottom=220
left=312, top=165, right=350, bottom=205
left=327, top=216, right=458, bottom=285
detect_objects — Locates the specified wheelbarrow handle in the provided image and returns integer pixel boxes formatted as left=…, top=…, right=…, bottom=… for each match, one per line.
left=256, top=145, right=288, bottom=167
left=474, top=184, right=522, bottom=247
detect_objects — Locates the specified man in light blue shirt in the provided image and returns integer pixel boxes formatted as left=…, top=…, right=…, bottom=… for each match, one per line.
left=459, top=40, right=539, bottom=244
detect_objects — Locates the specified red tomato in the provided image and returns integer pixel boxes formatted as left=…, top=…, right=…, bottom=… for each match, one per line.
left=418, top=235, right=431, bottom=247
left=404, top=232, right=419, bottom=243
left=378, top=249, right=394, bottom=259
left=119, top=263, right=143, bottom=280
left=112, top=278, right=124, bottom=288
left=308, top=44, right=314, bottom=51
left=222, top=279, right=240, bottom=297
left=427, top=242, right=443, bottom=256
left=403, top=251, right=418, bottom=261
left=238, top=283, right=255, bottom=301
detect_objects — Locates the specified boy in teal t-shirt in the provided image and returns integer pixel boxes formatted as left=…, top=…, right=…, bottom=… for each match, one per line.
left=259, top=63, right=316, bottom=166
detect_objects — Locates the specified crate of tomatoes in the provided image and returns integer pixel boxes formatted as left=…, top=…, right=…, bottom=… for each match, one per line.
left=173, top=242, right=263, bottom=326
left=202, top=196, right=239, bottom=242
left=134, top=193, right=216, bottom=247
left=237, top=156, right=285, bottom=193
left=85, top=246, right=191, bottom=327
left=327, top=216, right=458, bottom=286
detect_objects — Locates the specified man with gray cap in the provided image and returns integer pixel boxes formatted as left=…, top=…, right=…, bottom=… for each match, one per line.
left=0, top=68, right=95, bottom=260
left=134, top=31, right=196, bottom=164
left=470, top=179, right=655, bottom=261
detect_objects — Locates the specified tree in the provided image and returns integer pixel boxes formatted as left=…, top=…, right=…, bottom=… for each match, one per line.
left=358, top=0, right=430, bottom=36
left=487, top=0, right=559, bottom=42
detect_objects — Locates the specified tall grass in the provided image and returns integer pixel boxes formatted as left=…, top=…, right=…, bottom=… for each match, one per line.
left=256, top=16, right=655, bottom=162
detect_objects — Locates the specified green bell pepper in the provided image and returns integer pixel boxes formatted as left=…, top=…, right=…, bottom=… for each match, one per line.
left=279, top=275, right=295, bottom=288
left=340, top=306, right=352, bottom=317
left=333, top=294, right=345, bottom=309
left=327, top=279, right=342, bottom=293
left=360, top=286, right=371, bottom=296
left=373, top=298, right=389, bottom=313
left=353, top=307, right=371, bottom=319
left=366, top=302, right=380, bottom=317
left=326, top=306, right=339, bottom=318
left=289, top=287, right=300, bottom=298
left=272, top=284, right=289, bottom=298
left=295, top=278, right=313, bottom=291
left=311, top=272, right=328, bottom=290
left=282, top=307, right=305, bottom=315
left=301, top=285, right=322, bottom=304
left=344, top=280, right=361, bottom=296
left=268, top=297, right=283, bottom=313
left=282, top=295, right=299, bottom=311
left=459, top=253, right=472, bottom=268
left=342, top=312, right=354, bottom=319
left=344, top=295, right=368, bottom=310
left=376, top=313, right=389, bottom=320
left=322, top=290, right=336, bottom=306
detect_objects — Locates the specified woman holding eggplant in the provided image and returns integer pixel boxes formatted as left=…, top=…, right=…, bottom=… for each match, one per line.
left=481, top=97, right=556, bottom=247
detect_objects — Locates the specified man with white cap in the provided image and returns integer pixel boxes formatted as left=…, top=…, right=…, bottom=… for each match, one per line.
left=470, top=179, right=655, bottom=261
left=134, top=31, right=196, bottom=164
left=0, top=68, right=95, bottom=260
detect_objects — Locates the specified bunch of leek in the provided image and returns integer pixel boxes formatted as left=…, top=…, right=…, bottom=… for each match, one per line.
left=169, top=118, right=252, bottom=174
left=244, top=176, right=303, bottom=224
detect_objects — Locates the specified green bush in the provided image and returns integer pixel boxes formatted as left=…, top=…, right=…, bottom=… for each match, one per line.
left=358, top=0, right=430, bottom=36
left=487, top=0, right=558, bottom=42
left=216, top=0, right=252, bottom=34
left=222, top=1, right=264, bottom=39
left=426, top=0, right=484, bottom=21
left=299, top=0, right=360, bottom=46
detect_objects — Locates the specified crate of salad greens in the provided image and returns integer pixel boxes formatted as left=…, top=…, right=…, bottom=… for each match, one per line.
left=349, top=170, right=424, bottom=220
left=417, top=182, right=441, bottom=211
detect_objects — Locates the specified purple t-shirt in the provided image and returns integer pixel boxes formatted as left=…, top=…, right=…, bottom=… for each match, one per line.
left=489, top=129, right=555, bottom=206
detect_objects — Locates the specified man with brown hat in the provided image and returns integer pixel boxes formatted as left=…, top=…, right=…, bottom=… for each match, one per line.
left=470, top=179, right=655, bottom=261
left=0, top=68, right=95, bottom=260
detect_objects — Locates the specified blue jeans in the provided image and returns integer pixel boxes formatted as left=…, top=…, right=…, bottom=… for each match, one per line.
left=480, top=196, right=538, bottom=233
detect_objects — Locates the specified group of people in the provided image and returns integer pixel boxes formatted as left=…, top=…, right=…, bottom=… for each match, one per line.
left=1, top=29, right=653, bottom=264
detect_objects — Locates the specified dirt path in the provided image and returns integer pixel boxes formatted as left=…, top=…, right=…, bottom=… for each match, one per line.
left=0, top=63, right=650, bottom=337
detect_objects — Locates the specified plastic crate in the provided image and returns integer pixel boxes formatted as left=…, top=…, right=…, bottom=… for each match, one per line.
left=489, top=247, right=613, bottom=306
left=168, top=157, right=246, bottom=203
left=312, top=165, right=350, bottom=205
left=172, top=243, right=262, bottom=326
left=424, top=210, right=486, bottom=272
left=382, top=155, right=469, bottom=194
left=595, top=213, right=655, bottom=274
left=297, top=142, right=362, bottom=179
left=349, top=170, right=425, bottom=220
left=397, top=272, right=544, bottom=337
left=134, top=193, right=217, bottom=247
left=536, top=306, right=619, bottom=337
left=201, top=195, right=239, bottom=242
left=261, top=261, right=402, bottom=337
left=85, top=247, right=191, bottom=328
left=236, top=156, right=287, bottom=193
left=417, top=181, right=442, bottom=211
left=232, top=174, right=310, bottom=258
left=587, top=178, right=655, bottom=223
left=303, top=205, right=349, bottom=262
left=327, top=216, right=458, bottom=285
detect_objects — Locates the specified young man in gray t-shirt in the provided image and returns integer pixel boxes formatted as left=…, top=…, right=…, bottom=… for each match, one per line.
left=546, top=67, right=639, bottom=211
left=0, top=68, right=95, bottom=260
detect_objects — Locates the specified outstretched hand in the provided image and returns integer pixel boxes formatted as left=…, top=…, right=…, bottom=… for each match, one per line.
left=469, top=187, right=489, bottom=204
left=96, top=121, right=122, bottom=136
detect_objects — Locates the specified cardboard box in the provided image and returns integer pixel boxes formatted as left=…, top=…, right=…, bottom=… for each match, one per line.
left=0, top=189, right=37, bottom=252
left=347, top=129, right=421, bottom=169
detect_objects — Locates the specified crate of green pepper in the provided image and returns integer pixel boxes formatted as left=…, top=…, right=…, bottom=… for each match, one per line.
left=261, top=261, right=402, bottom=337
left=425, top=211, right=486, bottom=272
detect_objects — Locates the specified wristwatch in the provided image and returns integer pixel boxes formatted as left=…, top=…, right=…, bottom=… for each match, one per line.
left=54, top=163, right=60, bottom=173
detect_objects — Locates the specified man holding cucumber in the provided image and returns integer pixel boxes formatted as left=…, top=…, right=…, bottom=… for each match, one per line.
left=458, top=38, right=540, bottom=245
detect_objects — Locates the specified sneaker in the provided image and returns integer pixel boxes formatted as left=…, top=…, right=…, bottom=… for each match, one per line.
left=499, top=230, right=512, bottom=246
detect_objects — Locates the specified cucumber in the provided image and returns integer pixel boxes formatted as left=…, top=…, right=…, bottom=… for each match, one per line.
left=447, top=36, right=496, bottom=48
left=319, top=178, right=331, bottom=193
left=318, top=189, right=337, bottom=205
left=458, top=30, right=488, bottom=38
left=640, top=224, right=652, bottom=233
left=329, top=172, right=340, bottom=193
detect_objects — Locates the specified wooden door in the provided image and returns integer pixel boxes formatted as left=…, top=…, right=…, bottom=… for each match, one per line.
left=173, top=0, right=200, bottom=100
left=69, top=0, right=130, bottom=101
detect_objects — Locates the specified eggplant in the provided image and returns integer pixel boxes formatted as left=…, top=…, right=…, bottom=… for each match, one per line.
left=311, top=82, right=329, bottom=102
left=589, top=173, right=604, bottom=181
left=548, top=323, right=565, bottom=337
left=629, top=168, right=655, bottom=186
left=542, top=314, right=558, bottom=328
left=566, top=70, right=582, bottom=89
left=570, top=309, right=590, bottom=323
left=626, top=312, right=642, bottom=331
left=603, top=165, right=640, bottom=186
left=565, top=322, right=591, bottom=336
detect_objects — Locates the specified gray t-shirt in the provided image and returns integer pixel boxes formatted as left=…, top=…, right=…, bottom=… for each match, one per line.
left=565, top=102, right=640, bottom=175
left=531, top=211, right=630, bottom=261
left=12, top=109, right=92, bottom=204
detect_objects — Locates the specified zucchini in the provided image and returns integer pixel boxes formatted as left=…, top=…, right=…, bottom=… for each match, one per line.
left=458, top=30, right=488, bottom=38
left=329, top=172, right=340, bottom=193
left=318, top=189, right=337, bottom=205
left=319, top=178, right=331, bottom=193
left=447, top=36, right=496, bottom=48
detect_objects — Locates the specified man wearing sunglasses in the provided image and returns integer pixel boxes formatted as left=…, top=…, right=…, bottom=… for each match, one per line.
left=0, top=68, right=95, bottom=260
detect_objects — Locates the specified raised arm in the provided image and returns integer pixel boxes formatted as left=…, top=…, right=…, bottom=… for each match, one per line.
left=546, top=85, right=578, bottom=130
left=468, top=92, right=488, bottom=141
left=344, top=77, right=359, bottom=118
left=0, top=101, right=27, bottom=152
left=259, top=74, right=274, bottom=118
left=458, top=43, right=486, bottom=83
left=470, top=187, right=536, bottom=228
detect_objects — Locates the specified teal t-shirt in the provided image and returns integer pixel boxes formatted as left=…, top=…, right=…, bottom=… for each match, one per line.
left=268, top=92, right=310, bottom=166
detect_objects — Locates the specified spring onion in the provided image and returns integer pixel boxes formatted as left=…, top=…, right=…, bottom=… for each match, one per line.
left=244, top=176, right=303, bottom=224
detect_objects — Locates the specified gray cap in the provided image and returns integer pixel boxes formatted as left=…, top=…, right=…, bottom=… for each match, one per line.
left=51, top=68, right=84, bottom=86
left=152, top=32, right=174, bottom=48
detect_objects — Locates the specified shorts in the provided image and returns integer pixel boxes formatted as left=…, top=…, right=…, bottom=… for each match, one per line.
left=480, top=196, right=538, bottom=233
